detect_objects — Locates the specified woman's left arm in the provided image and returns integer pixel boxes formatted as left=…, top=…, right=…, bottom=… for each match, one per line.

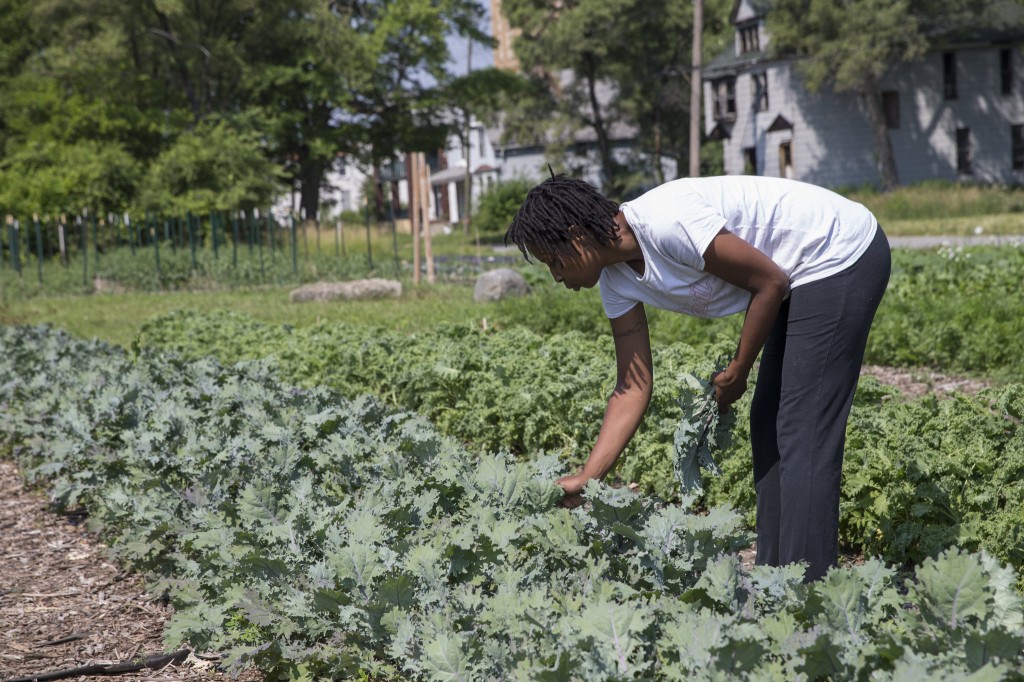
left=701, top=229, right=790, bottom=409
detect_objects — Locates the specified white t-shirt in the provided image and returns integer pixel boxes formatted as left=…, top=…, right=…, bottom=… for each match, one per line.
left=600, top=176, right=878, bottom=319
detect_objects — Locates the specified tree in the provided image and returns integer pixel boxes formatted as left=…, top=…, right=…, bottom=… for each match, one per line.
left=498, top=0, right=733, bottom=196
left=501, top=0, right=630, bottom=193
left=767, top=0, right=995, bottom=191
left=0, top=141, right=141, bottom=216
left=137, top=118, right=284, bottom=214
left=238, top=0, right=495, bottom=219
left=605, top=0, right=732, bottom=185
left=0, top=0, right=495, bottom=218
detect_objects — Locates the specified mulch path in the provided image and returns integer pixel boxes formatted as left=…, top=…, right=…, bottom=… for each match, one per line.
left=860, top=365, right=990, bottom=399
left=0, top=460, right=260, bottom=682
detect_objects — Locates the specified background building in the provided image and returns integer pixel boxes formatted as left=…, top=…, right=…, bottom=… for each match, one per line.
left=705, top=0, right=1024, bottom=188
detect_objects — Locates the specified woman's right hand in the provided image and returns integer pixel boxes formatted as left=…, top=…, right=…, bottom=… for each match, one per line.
left=555, top=472, right=589, bottom=509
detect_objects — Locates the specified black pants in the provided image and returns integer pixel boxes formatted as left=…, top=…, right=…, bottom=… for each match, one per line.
left=750, top=226, right=891, bottom=582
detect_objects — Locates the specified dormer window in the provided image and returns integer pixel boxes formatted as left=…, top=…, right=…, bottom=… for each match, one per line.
left=739, top=22, right=760, bottom=54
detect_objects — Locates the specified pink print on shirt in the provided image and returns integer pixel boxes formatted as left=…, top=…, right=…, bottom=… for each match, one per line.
left=684, top=279, right=715, bottom=318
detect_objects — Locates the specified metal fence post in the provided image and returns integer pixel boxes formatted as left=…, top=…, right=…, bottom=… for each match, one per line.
left=232, top=211, right=239, bottom=267
left=290, top=213, right=298, bottom=275
left=187, top=211, right=197, bottom=272
left=152, top=214, right=161, bottom=277
left=91, top=211, right=99, bottom=271
left=255, top=209, right=264, bottom=279
left=33, top=214, right=43, bottom=285
left=10, top=218, right=21, bottom=277
left=78, top=213, right=87, bottom=287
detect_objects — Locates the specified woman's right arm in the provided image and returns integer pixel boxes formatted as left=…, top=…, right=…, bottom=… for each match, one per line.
left=555, top=303, right=654, bottom=507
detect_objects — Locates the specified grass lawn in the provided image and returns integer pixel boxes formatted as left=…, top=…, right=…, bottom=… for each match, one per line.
left=0, top=283, right=494, bottom=348
left=881, top=212, right=1024, bottom=236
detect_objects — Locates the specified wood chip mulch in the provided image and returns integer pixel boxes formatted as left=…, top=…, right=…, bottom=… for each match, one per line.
left=0, top=460, right=262, bottom=682
left=860, top=365, right=990, bottom=399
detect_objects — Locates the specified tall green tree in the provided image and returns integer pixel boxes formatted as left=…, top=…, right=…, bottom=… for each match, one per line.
left=137, top=118, right=284, bottom=214
left=767, top=0, right=999, bottom=191
left=293, top=0, right=492, bottom=218
left=0, top=0, right=494, bottom=218
left=498, top=0, right=732, bottom=195
left=502, top=0, right=631, bottom=193
left=605, top=0, right=732, bottom=186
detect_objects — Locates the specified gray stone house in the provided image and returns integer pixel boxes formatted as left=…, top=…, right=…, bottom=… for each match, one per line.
left=703, top=0, right=1024, bottom=188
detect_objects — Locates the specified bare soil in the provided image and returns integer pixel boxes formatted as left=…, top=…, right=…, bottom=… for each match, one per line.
left=860, top=364, right=991, bottom=399
left=0, top=460, right=260, bottom=682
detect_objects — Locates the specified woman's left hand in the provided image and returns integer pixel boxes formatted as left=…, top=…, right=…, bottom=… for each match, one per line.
left=712, top=362, right=749, bottom=410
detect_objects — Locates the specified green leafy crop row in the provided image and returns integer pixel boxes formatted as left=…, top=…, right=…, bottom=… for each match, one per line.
left=2, top=325, right=1023, bottom=680
left=491, top=245, right=1024, bottom=380
left=134, top=309, right=736, bottom=499
left=135, top=311, right=1024, bottom=579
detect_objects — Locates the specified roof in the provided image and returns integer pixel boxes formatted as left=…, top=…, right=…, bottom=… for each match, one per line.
left=429, top=163, right=501, bottom=186
left=706, top=0, right=1023, bottom=83
left=730, top=0, right=772, bottom=24
left=429, top=166, right=468, bottom=184
left=704, top=45, right=769, bottom=79
left=707, top=122, right=732, bottom=141
left=927, top=2, right=1024, bottom=46
left=767, top=115, right=792, bottom=132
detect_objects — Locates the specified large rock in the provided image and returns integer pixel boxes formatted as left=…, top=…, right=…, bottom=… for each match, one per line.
left=92, top=276, right=126, bottom=294
left=290, top=278, right=402, bottom=303
left=473, top=268, right=531, bottom=302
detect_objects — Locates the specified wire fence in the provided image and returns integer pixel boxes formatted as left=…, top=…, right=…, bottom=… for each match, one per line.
left=0, top=209, right=517, bottom=298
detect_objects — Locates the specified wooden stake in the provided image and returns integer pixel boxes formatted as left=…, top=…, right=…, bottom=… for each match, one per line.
left=420, top=152, right=435, bottom=284
left=408, top=152, right=421, bottom=285
left=58, top=214, right=67, bottom=266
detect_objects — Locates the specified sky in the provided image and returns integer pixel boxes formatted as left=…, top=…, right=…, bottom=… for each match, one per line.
left=445, top=4, right=496, bottom=76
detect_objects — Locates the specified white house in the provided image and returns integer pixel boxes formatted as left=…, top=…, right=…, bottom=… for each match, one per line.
left=273, top=154, right=369, bottom=225
left=307, top=107, right=675, bottom=228
left=704, top=0, right=1024, bottom=188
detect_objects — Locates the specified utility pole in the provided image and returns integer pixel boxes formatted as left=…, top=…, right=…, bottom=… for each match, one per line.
left=689, top=0, right=703, bottom=177
left=464, top=38, right=473, bottom=236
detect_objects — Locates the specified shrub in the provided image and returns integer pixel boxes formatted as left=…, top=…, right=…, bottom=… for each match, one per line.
left=473, top=178, right=534, bottom=236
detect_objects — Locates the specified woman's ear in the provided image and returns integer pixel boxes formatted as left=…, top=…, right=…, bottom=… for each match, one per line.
left=566, top=225, right=592, bottom=252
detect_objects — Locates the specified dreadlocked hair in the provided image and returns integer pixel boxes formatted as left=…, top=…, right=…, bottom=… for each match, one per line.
left=504, top=176, right=620, bottom=262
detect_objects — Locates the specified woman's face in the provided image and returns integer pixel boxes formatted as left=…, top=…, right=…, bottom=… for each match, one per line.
left=528, top=233, right=604, bottom=291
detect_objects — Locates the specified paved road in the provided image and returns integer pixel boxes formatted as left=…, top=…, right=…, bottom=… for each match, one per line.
left=493, top=235, right=1024, bottom=252
left=886, top=234, right=1024, bottom=249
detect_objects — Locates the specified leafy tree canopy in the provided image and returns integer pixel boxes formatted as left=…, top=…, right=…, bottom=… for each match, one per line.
left=0, top=0, right=494, bottom=217
left=500, top=0, right=733, bottom=196
left=137, top=118, right=285, bottom=215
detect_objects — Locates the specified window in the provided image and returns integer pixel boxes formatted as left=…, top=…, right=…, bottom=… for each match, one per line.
left=1013, top=124, right=1024, bottom=170
left=956, top=127, right=972, bottom=175
left=779, top=142, right=793, bottom=179
left=712, top=78, right=737, bottom=121
left=739, top=23, right=760, bottom=54
left=752, top=73, right=769, bottom=112
left=943, top=52, right=957, bottom=100
left=882, top=91, right=900, bottom=129
left=1001, top=49, right=1013, bottom=96
left=743, top=147, right=758, bottom=175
